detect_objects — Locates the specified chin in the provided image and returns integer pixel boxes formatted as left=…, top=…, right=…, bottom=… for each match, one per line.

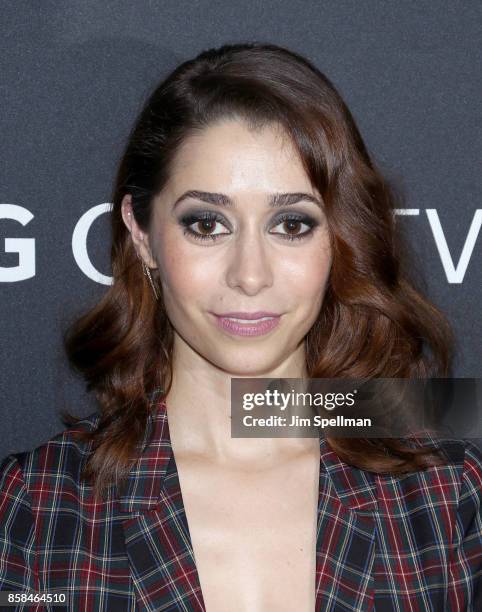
left=217, top=356, right=282, bottom=377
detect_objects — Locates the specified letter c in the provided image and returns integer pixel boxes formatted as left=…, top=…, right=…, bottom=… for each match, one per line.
left=72, top=203, right=113, bottom=285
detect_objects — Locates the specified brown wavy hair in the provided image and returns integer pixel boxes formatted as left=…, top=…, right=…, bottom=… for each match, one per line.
left=62, top=42, right=456, bottom=501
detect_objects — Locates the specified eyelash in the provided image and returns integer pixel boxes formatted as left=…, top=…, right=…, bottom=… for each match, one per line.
left=180, top=211, right=318, bottom=242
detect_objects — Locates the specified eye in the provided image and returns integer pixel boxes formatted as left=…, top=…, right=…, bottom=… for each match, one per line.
left=180, top=212, right=230, bottom=242
left=269, top=213, right=317, bottom=241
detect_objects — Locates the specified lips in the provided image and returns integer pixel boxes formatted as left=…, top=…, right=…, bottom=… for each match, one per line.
left=211, top=312, right=282, bottom=337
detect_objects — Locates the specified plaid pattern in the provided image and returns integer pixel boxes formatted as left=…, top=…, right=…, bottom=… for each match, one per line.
left=0, top=399, right=481, bottom=611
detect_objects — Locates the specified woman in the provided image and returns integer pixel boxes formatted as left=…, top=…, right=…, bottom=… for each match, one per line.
left=1, top=42, right=481, bottom=611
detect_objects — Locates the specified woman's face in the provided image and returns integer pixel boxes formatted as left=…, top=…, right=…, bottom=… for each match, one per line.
left=123, top=118, right=332, bottom=376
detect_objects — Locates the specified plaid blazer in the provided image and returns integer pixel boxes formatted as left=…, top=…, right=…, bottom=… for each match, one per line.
left=1, top=398, right=481, bottom=611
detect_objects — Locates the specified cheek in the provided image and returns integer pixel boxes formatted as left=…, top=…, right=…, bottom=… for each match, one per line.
left=157, top=235, right=216, bottom=301
left=278, top=244, right=331, bottom=302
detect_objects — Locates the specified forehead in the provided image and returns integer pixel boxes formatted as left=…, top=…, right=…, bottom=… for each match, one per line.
left=166, top=118, right=315, bottom=195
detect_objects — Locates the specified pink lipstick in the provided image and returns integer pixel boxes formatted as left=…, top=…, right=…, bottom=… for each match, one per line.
left=211, top=311, right=282, bottom=337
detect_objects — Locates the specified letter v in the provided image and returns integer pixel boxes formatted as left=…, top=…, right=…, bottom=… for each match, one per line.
left=425, top=209, right=482, bottom=284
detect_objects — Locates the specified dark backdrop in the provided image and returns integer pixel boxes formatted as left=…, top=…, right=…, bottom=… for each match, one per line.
left=1, top=1, right=481, bottom=457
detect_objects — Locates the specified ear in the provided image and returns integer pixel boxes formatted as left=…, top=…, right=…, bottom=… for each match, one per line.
left=120, top=194, right=158, bottom=269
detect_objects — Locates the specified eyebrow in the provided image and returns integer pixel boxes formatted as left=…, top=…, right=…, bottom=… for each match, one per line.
left=172, top=190, right=323, bottom=209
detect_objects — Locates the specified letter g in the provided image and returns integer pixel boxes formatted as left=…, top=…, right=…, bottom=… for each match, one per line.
left=0, top=204, right=35, bottom=281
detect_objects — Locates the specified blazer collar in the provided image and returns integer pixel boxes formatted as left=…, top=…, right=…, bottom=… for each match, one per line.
left=116, top=397, right=172, bottom=513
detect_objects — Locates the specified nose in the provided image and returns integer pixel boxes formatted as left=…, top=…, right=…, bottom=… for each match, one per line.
left=225, top=226, right=274, bottom=295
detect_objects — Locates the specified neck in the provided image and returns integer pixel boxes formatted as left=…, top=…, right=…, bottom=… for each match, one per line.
left=163, top=336, right=317, bottom=467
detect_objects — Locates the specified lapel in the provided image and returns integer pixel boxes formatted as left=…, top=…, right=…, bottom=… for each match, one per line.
left=316, top=438, right=378, bottom=611
left=117, top=399, right=205, bottom=611
left=117, top=399, right=378, bottom=611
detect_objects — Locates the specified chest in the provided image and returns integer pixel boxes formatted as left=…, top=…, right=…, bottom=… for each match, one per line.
left=174, top=451, right=321, bottom=612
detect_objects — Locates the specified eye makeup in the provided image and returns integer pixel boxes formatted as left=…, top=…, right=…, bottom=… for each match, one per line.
left=178, top=210, right=320, bottom=243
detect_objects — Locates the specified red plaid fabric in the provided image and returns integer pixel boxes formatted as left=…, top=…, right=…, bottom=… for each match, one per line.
left=1, top=398, right=481, bottom=611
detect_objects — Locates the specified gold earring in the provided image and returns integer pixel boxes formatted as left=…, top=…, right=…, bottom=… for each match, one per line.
left=135, top=251, right=159, bottom=301
left=142, top=261, right=160, bottom=301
